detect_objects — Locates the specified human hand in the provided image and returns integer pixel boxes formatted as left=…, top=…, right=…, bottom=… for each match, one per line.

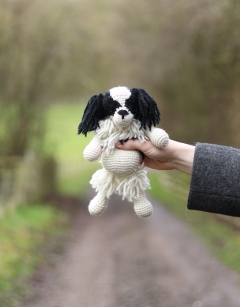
left=116, top=139, right=195, bottom=174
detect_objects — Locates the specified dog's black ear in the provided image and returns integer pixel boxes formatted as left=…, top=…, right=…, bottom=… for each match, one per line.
left=126, top=88, right=160, bottom=130
left=78, top=94, right=105, bottom=136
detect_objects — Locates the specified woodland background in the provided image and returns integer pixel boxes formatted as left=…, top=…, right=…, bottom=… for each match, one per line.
left=1, top=1, right=240, bottom=304
left=1, top=0, right=240, bottom=156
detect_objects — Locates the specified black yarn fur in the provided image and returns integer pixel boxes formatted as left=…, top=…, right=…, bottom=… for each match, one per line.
left=78, top=87, right=160, bottom=136
left=78, top=94, right=106, bottom=136
left=126, top=88, right=160, bottom=130
left=102, top=92, right=121, bottom=116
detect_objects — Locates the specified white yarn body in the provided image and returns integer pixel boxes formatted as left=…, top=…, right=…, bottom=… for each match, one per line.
left=89, top=152, right=152, bottom=218
left=85, top=117, right=169, bottom=217
left=90, top=163, right=150, bottom=202
left=96, top=118, right=148, bottom=156
left=90, top=119, right=150, bottom=204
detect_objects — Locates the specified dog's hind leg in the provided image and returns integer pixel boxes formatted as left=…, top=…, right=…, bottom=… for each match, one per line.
left=88, top=191, right=108, bottom=216
left=133, top=190, right=153, bottom=218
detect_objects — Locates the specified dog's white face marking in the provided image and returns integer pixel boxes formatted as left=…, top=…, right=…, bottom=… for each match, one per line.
left=109, top=86, right=131, bottom=106
left=109, top=87, right=133, bottom=127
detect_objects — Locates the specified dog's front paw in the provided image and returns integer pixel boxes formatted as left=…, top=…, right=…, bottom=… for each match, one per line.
left=84, top=145, right=101, bottom=162
left=147, top=128, right=169, bottom=148
left=158, top=133, right=169, bottom=148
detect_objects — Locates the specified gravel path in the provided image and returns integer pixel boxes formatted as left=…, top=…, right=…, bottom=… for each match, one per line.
left=20, top=192, right=240, bottom=307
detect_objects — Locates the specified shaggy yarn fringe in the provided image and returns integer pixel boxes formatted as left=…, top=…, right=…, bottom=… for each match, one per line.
left=90, top=164, right=150, bottom=202
left=96, top=118, right=148, bottom=155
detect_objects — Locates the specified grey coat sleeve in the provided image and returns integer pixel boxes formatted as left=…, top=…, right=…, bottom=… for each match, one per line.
left=187, top=143, right=240, bottom=217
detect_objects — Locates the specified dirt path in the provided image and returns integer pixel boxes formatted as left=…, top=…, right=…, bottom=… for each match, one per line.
left=19, top=192, right=240, bottom=307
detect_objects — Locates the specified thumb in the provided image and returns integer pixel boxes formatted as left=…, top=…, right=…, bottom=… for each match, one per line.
left=116, top=139, right=142, bottom=151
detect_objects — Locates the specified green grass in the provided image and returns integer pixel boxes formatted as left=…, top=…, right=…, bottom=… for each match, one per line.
left=149, top=172, right=240, bottom=274
left=0, top=204, right=67, bottom=306
left=43, top=102, right=98, bottom=196
left=0, top=102, right=97, bottom=305
left=58, top=172, right=93, bottom=197
left=43, top=103, right=88, bottom=161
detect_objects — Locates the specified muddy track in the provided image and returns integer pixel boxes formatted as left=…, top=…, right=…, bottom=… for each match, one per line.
left=19, top=192, right=240, bottom=307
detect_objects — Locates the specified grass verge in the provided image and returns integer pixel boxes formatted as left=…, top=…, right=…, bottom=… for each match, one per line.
left=0, top=203, right=68, bottom=307
left=43, top=102, right=98, bottom=197
left=149, top=171, right=240, bottom=274
left=0, top=102, right=92, bottom=306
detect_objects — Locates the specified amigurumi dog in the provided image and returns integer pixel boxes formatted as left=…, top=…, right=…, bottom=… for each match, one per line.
left=78, top=86, right=169, bottom=217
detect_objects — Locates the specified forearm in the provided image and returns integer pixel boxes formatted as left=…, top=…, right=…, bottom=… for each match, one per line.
left=171, top=141, right=195, bottom=175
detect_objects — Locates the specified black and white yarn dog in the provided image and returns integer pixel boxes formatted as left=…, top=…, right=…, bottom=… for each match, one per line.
left=78, top=86, right=169, bottom=217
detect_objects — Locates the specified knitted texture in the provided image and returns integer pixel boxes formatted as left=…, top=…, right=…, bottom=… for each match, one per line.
left=134, top=192, right=153, bottom=217
left=83, top=136, right=101, bottom=162
left=96, top=118, right=147, bottom=156
left=90, top=164, right=150, bottom=202
left=109, top=86, right=131, bottom=105
left=88, top=192, right=108, bottom=216
left=101, top=149, right=142, bottom=176
left=125, top=88, right=160, bottom=130
left=146, top=127, right=169, bottom=148
left=78, top=86, right=170, bottom=217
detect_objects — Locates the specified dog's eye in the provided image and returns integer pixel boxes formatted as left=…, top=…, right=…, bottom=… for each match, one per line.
left=102, top=94, right=121, bottom=116
left=105, top=100, right=121, bottom=116
left=125, top=96, right=137, bottom=115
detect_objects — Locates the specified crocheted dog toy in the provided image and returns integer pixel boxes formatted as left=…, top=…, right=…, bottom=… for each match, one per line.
left=78, top=86, right=169, bottom=217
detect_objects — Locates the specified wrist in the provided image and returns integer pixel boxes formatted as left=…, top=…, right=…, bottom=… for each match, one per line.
left=171, top=141, right=195, bottom=174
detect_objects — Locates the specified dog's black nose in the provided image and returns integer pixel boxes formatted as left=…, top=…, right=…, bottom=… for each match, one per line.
left=118, top=110, right=129, bottom=119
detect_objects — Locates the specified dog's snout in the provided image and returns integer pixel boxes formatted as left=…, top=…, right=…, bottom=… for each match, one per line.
left=118, top=110, right=129, bottom=119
